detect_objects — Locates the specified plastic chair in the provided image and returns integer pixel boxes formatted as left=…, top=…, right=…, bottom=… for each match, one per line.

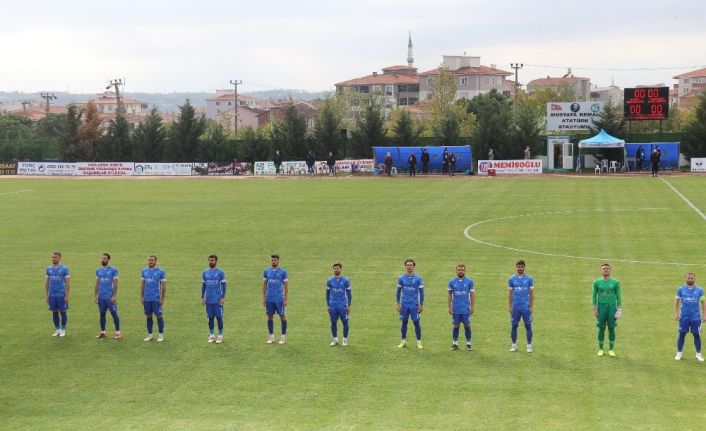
left=594, top=164, right=601, bottom=175
left=600, top=159, right=609, bottom=173
left=609, top=161, right=618, bottom=173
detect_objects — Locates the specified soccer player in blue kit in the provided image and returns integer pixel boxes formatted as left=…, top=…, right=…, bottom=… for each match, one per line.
left=94, top=253, right=121, bottom=339
left=326, top=262, right=351, bottom=347
left=262, top=254, right=288, bottom=345
left=45, top=251, right=70, bottom=337
left=396, top=259, right=425, bottom=349
left=508, top=260, right=534, bottom=353
left=673, top=272, right=705, bottom=361
left=141, top=255, right=167, bottom=342
left=201, top=255, right=227, bottom=344
left=448, top=264, right=475, bottom=351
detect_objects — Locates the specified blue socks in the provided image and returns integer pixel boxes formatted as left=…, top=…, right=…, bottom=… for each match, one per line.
left=331, top=321, right=338, bottom=338
left=111, top=309, right=120, bottom=331
left=100, top=313, right=107, bottom=331
left=209, top=317, right=215, bottom=335
left=511, top=324, right=519, bottom=343
left=267, top=319, right=274, bottom=334
left=464, top=326, right=472, bottom=343
left=59, top=312, right=67, bottom=329
left=401, top=320, right=408, bottom=339
left=217, top=317, right=223, bottom=335
left=157, top=317, right=164, bottom=333
left=342, top=319, right=349, bottom=338
left=525, top=323, right=533, bottom=344
left=281, top=320, right=287, bottom=335
left=413, top=320, right=422, bottom=341
left=678, top=331, right=702, bottom=352
left=452, top=327, right=460, bottom=342
left=52, top=312, right=60, bottom=329
left=147, top=317, right=154, bottom=333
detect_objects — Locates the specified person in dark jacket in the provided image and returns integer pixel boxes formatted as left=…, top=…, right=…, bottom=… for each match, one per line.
left=650, top=146, right=661, bottom=177
left=408, top=153, right=417, bottom=177
left=327, top=152, right=336, bottom=176
left=442, top=147, right=449, bottom=174
left=384, top=152, right=393, bottom=176
left=635, top=146, right=645, bottom=172
left=421, top=148, right=430, bottom=174
left=448, top=152, right=456, bottom=176
left=273, top=150, right=282, bottom=176
left=306, top=151, right=315, bottom=175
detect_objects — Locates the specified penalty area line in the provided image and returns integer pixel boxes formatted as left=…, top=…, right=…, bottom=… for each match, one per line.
left=659, top=177, right=706, bottom=221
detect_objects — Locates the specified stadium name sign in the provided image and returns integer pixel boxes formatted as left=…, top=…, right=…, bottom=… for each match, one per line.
left=691, top=158, right=706, bottom=173
left=477, top=159, right=543, bottom=176
left=546, top=102, right=603, bottom=131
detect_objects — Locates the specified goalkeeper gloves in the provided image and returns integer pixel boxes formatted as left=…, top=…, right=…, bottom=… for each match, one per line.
left=614, top=307, right=622, bottom=319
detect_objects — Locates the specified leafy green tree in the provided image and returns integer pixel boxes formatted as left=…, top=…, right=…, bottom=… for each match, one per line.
left=236, top=126, right=270, bottom=164
left=75, top=101, right=102, bottom=161
left=437, top=110, right=461, bottom=147
left=56, top=105, right=82, bottom=161
left=167, top=99, right=206, bottom=161
left=465, top=89, right=513, bottom=159
left=425, top=66, right=457, bottom=136
left=391, top=108, right=420, bottom=147
left=198, top=120, right=230, bottom=162
left=0, top=115, right=33, bottom=160
left=590, top=99, right=626, bottom=138
left=510, top=98, right=544, bottom=158
left=350, top=101, right=385, bottom=158
left=314, top=97, right=344, bottom=158
left=681, top=93, right=706, bottom=158
left=270, top=104, right=308, bottom=159
left=133, top=108, right=167, bottom=162
left=97, top=110, right=132, bottom=161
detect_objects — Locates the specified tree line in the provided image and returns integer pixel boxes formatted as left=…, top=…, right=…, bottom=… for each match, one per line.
left=2, top=71, right=705, bottom=163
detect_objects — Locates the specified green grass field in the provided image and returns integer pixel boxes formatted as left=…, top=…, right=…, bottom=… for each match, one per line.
left=1, top=174, right=706, bottom=430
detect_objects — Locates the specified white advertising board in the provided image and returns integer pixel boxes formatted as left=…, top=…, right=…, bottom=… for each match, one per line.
left=17, top=162, right=76, bottom=175
left=691, top=158, right=706, bottom=172
left=547, top=102, right=603, bottom=131
left=477, top=159, right=543, bottom=176
left=133, top=163, right=193, bottom=176
left=75, top=162, right=134, bottom=176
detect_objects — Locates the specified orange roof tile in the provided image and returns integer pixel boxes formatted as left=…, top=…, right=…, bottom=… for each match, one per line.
left=527, top=76, right=590, bottom=86
left=382, top=65, right=418, bottom=72
left=336, top=73, right=419, bottom=87
left=418, top=65, right=511, bottom=77
left=672, top=67, right=706, bottom=79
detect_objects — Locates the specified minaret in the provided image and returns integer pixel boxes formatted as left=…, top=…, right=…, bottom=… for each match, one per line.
left=407, top=31, right=414, bottom=67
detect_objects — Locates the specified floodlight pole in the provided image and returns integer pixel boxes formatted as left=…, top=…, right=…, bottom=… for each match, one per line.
left=39, top=92, right=57, bottom=117
left=510, top=63, right=523, bottom=123
left=230, top=79, right=242, bottom=136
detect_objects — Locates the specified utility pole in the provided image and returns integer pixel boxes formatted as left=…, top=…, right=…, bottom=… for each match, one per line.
left=510, top=63, right=523, bottom=123
left=230, top=79, right=242, bottom=135
left=21, top=99, right=33, bottom=112
left=39, top=92, right=57, bottom=117
left=106, top=79, right=125, bottom=114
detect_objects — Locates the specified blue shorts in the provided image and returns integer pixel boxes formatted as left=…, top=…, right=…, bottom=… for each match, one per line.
left=452, top=313, right=470, bottom=326
left=399, top=306, right=420, bottom=322
left=329, top=305, right=349, bottom=322
left=511, top=308, right=532, bottom=325
left=48, top=295, right=68, bottom=311
left=206, top=303, right=224, bottom=319
left=679, top=317, right=701, bottom=334
left=266, top=301, right=285, bottom=317
left=98, top=299, right=118, bottom=313
left=143, top=300, right=163, bottom=317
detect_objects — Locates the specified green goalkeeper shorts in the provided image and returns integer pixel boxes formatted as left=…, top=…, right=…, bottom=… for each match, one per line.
left=596, top=303, right=617, bottom=329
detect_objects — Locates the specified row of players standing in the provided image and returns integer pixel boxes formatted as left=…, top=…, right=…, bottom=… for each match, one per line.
left=634, top=145, right=662, bottom=176
left=390, top=147, right=457, bottom=177
left=44, top=252, right=704, bottom=359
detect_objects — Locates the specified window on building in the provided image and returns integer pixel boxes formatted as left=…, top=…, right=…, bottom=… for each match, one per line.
left=216, top=102, right=220, bottom=106
left=228, top=102, right=232, bottom=106
left=460, top=77, right=468, bottom=86
left=427, top=77, right=435, bottom=85
left=385, top=85, right=393, bottom=95
left=359, top=86, right=369, bottom=93
left=372, top=85, right=382, bottom=93
left=485, top=78, right=490, bottom=84
left=683, top=78, right=690, bottom=84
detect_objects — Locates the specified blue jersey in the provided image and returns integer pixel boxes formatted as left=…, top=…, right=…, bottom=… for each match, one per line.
left=263, top=267, right=288, bottom=303
left=397, top=273, right=424, bottom=308
left=508, top=274, right=534, bottom=309
left=202, top=268, right=227, bottom=304
left=676, top=285, right=704, bottom=320
left=96, top=266, right=118, bottom=300
left=326, top=276, right=351, bottom=307
left=448, top=276, right=474, bottom=313
left=142, top=267, right=166, bottom=301
left=46, top=265, right=69, bottom=296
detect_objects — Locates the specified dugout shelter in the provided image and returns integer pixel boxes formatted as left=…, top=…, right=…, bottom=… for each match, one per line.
left=373, top=145, right=472, bottom=174
left=577, top=129, right=625, bottom=171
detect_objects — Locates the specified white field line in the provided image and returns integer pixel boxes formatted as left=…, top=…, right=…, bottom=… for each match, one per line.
left=463, top=208, right=703, bottom=266
left=659, top=177, right=706, bottom=221
left=0, top=189, right=33, bottom=197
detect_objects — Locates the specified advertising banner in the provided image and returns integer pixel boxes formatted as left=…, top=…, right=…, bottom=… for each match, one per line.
left=75, top=162, right=134, bottom=176
left=254, top=161, right=278, bottom=175
left=208, top=162, right=235, bottom=175
left=477, top=159, right=543, bottom=176
left=17, top=162, right=76, bottom=175
left=0, top=161, right=17, bottom=175
left=133, top=163, right=193, bottom=176
left=691, top=158, right=706, bottom=173
left=547, top=102, right=603, bottom=131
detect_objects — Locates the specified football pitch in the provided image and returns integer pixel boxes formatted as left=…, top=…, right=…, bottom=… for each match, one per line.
left=1, top=174, right=705, bottom=430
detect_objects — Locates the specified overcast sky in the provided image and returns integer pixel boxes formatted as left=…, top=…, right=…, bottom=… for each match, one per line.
left=2, top=0, right=705, bottom=94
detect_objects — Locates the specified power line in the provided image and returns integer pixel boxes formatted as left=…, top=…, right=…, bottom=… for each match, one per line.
left=523, top=64, right=706, bottom=72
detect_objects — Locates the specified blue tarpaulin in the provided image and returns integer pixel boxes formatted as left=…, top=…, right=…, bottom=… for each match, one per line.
left=373, top=146, right=472, bottom=174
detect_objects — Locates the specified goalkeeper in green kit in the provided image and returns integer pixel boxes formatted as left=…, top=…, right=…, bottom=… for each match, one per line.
left=592, top=263, right=622, bottom=357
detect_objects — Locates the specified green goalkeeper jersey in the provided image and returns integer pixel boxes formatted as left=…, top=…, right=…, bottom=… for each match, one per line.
left=592, top=278, right=622, bottom=306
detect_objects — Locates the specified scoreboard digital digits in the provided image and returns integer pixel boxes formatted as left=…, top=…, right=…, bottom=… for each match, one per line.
left=623, top=86, right=669, bottom=121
